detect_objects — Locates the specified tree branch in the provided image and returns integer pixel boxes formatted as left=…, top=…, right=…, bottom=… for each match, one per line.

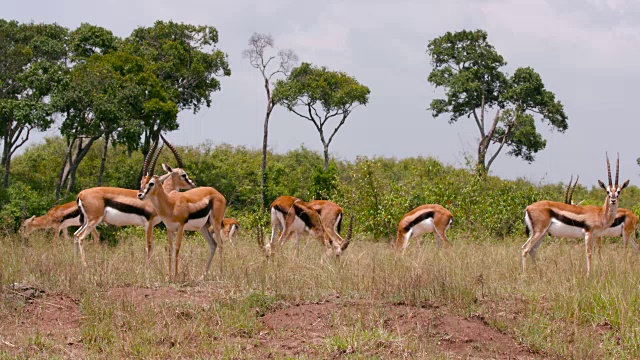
left=486, top=124, right=511, bottom=170
left=326, top=110, right=351, bottom=146
left=472, top=109, right=484, bottom=137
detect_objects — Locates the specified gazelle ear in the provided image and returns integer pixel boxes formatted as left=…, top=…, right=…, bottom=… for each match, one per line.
left=598, top=180, right=606, bottom=190
left=621, top=180, right=630, bottom=190
left=158, top=172, right=172, bottom=184
left=162, top=163, right=173, bottom=173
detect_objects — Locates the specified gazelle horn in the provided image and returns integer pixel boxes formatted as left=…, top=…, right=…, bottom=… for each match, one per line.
left=569, top=175, right=578, bottom=204
left=564, top=175, right=573, bottom=204
left=149, top=143, right=164, bottom=176
left=341, top=215, right=354, bottom=251
left=160, top=134, right=184, bottom=168
left=616, top=153, right=620, bottom=186
left=142, top=140, right=159, bottom=176
left=606, top=152, right=612, bottom=187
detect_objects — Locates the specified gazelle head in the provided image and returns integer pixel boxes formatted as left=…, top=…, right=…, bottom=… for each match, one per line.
left=139, top=136, right=195, bottom=194
left=597, top=153, right=629, bottom=206
left=19, top=215, right=37, bottom=236
left=137, top=173, right=172, bottom=200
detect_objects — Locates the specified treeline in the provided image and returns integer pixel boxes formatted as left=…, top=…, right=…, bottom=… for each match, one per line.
left=4, top=137, right=640, bottom=241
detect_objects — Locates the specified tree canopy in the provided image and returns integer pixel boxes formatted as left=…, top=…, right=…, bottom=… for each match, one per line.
left=273, top=62, right=370, bottom=170
left=427, top=29, right=568, bottom=175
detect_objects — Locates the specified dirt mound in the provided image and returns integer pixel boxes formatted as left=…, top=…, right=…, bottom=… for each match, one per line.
left=262, top=301, right=543, bottom=359
left=0, top=289, right=82, bottom=357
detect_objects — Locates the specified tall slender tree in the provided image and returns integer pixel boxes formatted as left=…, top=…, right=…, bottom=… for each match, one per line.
left=426, top=30, right=568, bottom=176
left=242, top=33, right=298, bottom=209
left=273, top=63, right=370, bottom=170
left=0, top=20, right=68, bottom=188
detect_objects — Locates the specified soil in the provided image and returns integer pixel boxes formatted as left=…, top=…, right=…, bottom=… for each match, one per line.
left=1, top=285, right=548, bottom=359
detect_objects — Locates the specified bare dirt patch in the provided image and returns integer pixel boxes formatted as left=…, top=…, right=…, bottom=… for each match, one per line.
left=0, top=287, right=82, bottom=358
left=107, top=285, right=214, bottom=306
left=262, top=300, right=545, bottom=359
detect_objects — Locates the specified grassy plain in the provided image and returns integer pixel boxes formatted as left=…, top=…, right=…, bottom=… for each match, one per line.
left=1, top=230, right=640, bottom=358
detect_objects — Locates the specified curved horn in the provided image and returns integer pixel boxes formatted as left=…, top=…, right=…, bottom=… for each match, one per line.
left=341, top=215, right=354, bottom=251
left=616, top=153, right=620, bottom=186
left=569, top=175, right=579, bottom=205
left=564, top=175, right=573, bottom=204
left=606, top=152, right=612, bottom=187
left=160, top=134, right=184, bottom=168
left=149, top=143, right=164, bottom=176
left=142, top=140, right=159, bottom=175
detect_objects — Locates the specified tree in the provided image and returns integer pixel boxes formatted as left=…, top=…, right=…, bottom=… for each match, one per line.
left=242, top=33, right=298, bottom=209
left=124, top=20, right=231, bottom=154
left=426, top=30, right=568, bottom=176
left=0, top=20, right=68, bottom=188
left=273, top=62, right=370, bottom=170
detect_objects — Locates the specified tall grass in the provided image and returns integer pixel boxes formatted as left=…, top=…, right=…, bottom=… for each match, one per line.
left=2, top=231, right=640, bottom=358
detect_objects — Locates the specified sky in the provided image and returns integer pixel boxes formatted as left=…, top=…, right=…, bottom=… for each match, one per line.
left=5, top=0, right=640, bottom=188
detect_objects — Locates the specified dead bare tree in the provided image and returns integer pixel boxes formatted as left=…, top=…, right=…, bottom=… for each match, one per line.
left=242, top=33, right=298, bottom=210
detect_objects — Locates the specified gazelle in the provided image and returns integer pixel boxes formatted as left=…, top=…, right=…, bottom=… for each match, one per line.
left=20, top=201, right=99, bottom=242
left=522, top=154, right=630, bottom=275
left=265, top=196, right=351, bottom=258
left=74, top=139, right=195, bottom=266
left=221, top=217, right=240, bottom=243
left=307, top=200, right=351, bottom=252
left=564, top=175, right=638, bottom=253
left=137, top=148, right=226, bottom=281
left=395, top=204, right=453, bottom=253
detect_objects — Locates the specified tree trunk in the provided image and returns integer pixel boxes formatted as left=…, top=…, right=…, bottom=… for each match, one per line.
left=2, top=121, right=11, bottom=188
left=323, top=144, right=330, bottom=171
left=56, top=138, right=75, bottom=199
left=476, top=139, right=488, bottom=177
left=261, top=103, right=273, bottom=210
left=62, top=136, right=98, bottom=196
left=97, top=133, right=110, bottom=186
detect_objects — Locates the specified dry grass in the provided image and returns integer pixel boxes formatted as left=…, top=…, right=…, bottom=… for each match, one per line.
left=1, top=229, right=640, bottom=358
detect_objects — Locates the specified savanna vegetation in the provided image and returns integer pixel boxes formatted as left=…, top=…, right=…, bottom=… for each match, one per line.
left=3, top=19, right=640, bottom=359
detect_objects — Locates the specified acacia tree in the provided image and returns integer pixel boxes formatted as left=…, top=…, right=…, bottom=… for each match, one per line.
left=427, top=30, right=568, bottom=176
left=273, top=62, right=370, bottom=170
left=242, top=33, right=298, bottom=209
left=124, top=20, right=231, bottom=154
left=0, top=20, right=68, bottom=188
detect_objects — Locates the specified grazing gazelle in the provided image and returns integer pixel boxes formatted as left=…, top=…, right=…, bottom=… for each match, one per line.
left=307, top=200, right=351, bottom=252
left=21, top=201, right=99, bottom=242
left=564, top=175, right=638, bottom=253
left=221, top=218, right=240, bottom=243
left=137, top=142, right=226, bottom=281
left=265, top=196, right=351, bottom=258
left=522, top=154, right=630, bottom=275
left=395, top=204, right=453, bottom=253
left=74, top=139, right=195, bottom=266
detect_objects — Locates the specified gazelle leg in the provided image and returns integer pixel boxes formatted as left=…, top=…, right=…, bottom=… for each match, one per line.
left=173, top=226, right=185, bottom=281
left=434, top=228, right=452, bottom=248
left=145, top=222, right=154, bottom=263
left=585, top=232, right=594, bottom=276
left=167, top=230, right=174, bottom=278
left=210, top=217, right=224, bottom=272
left=521, top=230, right=547, bottom=272
left=198, top=226, right=218, bottom=281
left=265, top=217, right=282, bottom=257
left=402, top=230, right=413, bottom=255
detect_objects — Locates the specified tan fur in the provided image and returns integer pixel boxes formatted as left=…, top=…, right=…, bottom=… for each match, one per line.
left=221, top=217, right=240, bottom=243
left=307, top=200, right=350, bottom=251
left=265, top=196, right=342, bottom=258
left=20, top=201, right=99, bottom=242
left=138, top=164, right=226, bottom=281
left=396, top=204, right=453, bottom=253
left=74, top=167, right=194, bottom=266
left=522, top=175, right=629, bottom=276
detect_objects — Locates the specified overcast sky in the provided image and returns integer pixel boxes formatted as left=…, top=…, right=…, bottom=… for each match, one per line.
left=5, top=0, right=640, bottom=188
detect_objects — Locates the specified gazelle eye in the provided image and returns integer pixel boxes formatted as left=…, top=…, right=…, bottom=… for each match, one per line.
left=182, top=174, right=187, bottom=178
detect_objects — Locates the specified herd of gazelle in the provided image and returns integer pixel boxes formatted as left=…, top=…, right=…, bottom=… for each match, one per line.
left=20, top=146, right=637, bottom=278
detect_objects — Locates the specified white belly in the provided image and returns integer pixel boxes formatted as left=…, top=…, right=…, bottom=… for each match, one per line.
left=410, top=219, right=435, bottom=238
left=289, top=216, right=308, bottom=234
left=60, top=216, right=81, bottom=229
left=601, top=224, right=623, bottom=237
left=547, top=219, right=584, bottom=238
left=104, top=207, right=148, bottom=227
left=162, top=217, right=208, bottom=232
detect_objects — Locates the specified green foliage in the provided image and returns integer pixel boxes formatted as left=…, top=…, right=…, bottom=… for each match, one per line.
left=6, top=136, right=640, bottom=242
left=427, top=29, right=568, bottom=174
left=273, top=62, right=370, bottom=169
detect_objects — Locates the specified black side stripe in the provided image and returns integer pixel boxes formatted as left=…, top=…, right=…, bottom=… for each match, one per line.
left=188, top=200, right=212, bottom=221
left=403, top=211, right=435, bottom=232
left=105, top=199, right=153, bottom=220
left=610, top=215, right=625, bottom=228
left=61, top=207, right=81, bottom=223
left=293, top=203, right=315, bottom=229
left=549, top=209, right=590, bottom=231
